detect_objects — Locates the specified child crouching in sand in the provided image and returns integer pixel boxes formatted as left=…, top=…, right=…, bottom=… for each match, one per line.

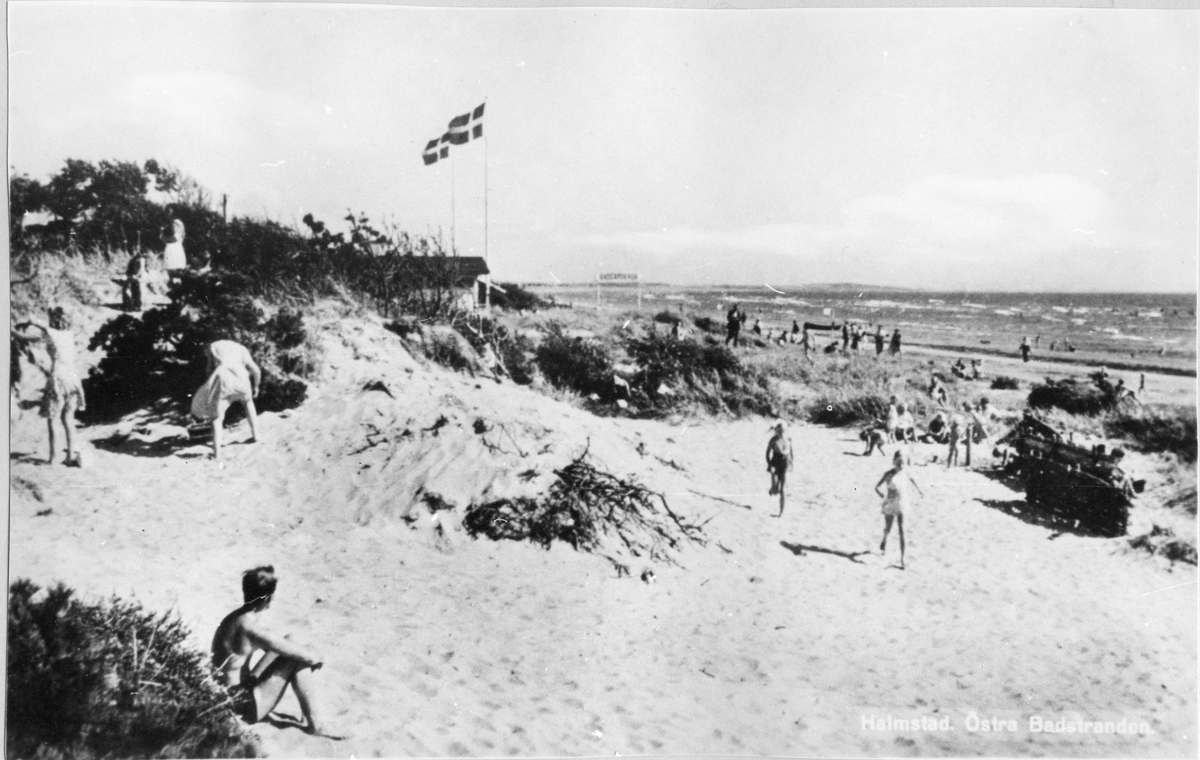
left=875, top=451, right=923, bottom=569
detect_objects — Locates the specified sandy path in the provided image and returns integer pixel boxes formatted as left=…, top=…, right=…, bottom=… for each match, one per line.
left=8, top=317, right=1196, bottom=757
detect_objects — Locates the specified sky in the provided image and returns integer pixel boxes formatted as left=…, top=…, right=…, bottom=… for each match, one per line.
left=8, top=3, right=1198, bottom=291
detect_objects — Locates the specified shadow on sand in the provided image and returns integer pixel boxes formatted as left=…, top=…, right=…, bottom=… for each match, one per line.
left=780, top=541, right=873, bottom=563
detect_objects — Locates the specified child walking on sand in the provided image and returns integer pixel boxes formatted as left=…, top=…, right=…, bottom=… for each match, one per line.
left=766, top=421, right=794, bottom=517
left=876, top=451, right=923, bottom=569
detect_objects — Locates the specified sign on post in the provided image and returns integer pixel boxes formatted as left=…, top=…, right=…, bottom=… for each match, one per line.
left=596, top=273, right=642, bottom=309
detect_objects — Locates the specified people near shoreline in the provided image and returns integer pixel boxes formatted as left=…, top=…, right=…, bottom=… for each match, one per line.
left=162, top=218, right=188, bottom=284
left=876, top=450, right=923, bottom=570
left=752, top=317, right=762, bottom=336
left=14, top=307, right=87, bottom=466
left=970, top=359, right=982, bottom=380
left=1139, top=373, right=1146, bottom=395
left=212, top=566, right=346, bottom=739
left=191, top=340, right=262, bottom=461
left=1019, top=336, right=1032, bottom=363
left=874, top=325, right=885, bottom=356
left=841, top=322, right=850, bottom=352
left=800, top=329, right=813, bottom=362
left=765, top=421, right=794, bottom=517
left=889, top=329, right=902, bottom=356
left=792, top=320, right=801, bottom=340
left=850, top=324, right=862, bottom=353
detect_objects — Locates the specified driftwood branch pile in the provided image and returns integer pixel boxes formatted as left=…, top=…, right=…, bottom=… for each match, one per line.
left=463, top=446, right=706, bottom=571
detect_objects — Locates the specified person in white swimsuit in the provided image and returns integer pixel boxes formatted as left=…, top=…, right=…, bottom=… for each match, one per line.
left=211, top=566, right=345, bottom=739
left=15, top=307, right=87, bottom=466
left=191, top=340, right=262, bottom=460
left=875, top=450, right=924, bottom=570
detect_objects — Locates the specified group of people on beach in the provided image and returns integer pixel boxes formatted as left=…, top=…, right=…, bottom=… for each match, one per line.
left=725, top=303, right=902, bottom=360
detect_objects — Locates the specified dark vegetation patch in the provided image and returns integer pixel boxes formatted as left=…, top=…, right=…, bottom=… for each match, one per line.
left=488, top=282, right=550, bottom=313
left=534, top=325, right=615, bottom=399
left=623, top=330, right=775, bottom=416
left=1104, top=405, right=1197, bottom=463
left=83, top=274, right=311, bottom=422
left=7, top=580, right=259, bottom=759
left=990, top=375, right=1020, bottom=390
left=462, top=448, right=705, bottom=574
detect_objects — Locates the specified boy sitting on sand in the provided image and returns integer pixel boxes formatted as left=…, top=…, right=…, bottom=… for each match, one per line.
left=875, top=450, right=924, bottom=570
left=766, top=421, right=794, bottom=518
left=212, top=566, right=346, bottom=739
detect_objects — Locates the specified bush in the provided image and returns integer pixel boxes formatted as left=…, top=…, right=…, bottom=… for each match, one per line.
left=622, top=330, right=775, bottom=417
left=1105, top=405, right=1197, bottom=463
left=425, top=331, right=477, bottom=374
left=83, top=272, right=311, bottom=421
left=991, top=375, right=1020, bottom=390
left=7, top=579, right=259, bottom=759
left=489, top=283, right=549, bottom=312
left=692, top=316, right=720, bottom=334
left=652, top=310, right=681, bottom=326
left=1027, top=379, right=1108, bottom=416
left=535, top=326, right=614, bottom=398
left=808, top=393, right=889, bottom=427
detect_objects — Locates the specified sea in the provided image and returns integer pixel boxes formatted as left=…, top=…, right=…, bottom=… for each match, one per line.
left=533, top=285, right=1197, bottom=372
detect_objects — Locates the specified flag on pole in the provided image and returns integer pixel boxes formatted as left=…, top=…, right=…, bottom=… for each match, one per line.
left=422, top=103, right=485, bottom=165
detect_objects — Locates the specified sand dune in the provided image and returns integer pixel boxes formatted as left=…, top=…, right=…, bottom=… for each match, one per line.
left=8, top=311, right=1196, bottom=757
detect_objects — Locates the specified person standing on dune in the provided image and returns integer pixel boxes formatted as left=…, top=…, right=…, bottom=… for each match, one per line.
left=876, top=450, right=923, bottom=570
left=212, top=566, right=346, bottom=739
left=765, top=421, right=794, bottom=518
left=191, top=340, right=262, bottom=461
left=162, top=218, right=188, bottom=285
left=874, top=325, right=885, bottom=356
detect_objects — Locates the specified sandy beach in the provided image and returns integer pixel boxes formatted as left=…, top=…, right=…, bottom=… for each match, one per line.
left=8, top=308, right=1196, bottom=758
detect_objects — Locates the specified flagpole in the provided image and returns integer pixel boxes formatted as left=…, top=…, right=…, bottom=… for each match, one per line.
left=484, top=108, right=490, bottom=311
left=450, top=152, right=456, bottom=256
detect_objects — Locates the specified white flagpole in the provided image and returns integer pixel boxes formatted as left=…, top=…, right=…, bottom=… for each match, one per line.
left=450, top=151, right=456, bottom=256
left=484, top=100, right=490, bottom=311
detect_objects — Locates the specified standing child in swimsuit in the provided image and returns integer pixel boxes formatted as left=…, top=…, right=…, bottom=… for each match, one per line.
left=946, top=406, right=965, bottom=468
left=15, top=307, right=87, bottom=466
left=765, top=421, right=794, bottom=517
left=876, top=450, right=923, bottom=569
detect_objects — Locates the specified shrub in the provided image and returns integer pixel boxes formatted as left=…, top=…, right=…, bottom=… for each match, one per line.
left=692, top=315, right=720, bottom=334
left=1027, top=379, right=1108, bottom=416
left=452, top=316, right=536, bottom=385
left=535, top=325, right=614, bottom=398
left=652, top=310, right=681, bottom=325
left=991, top=375, right=1020, bottom=390
left=425, top=331, right=477, bottom=374
left=83, top=272, right=311, bottom=421
left=7, top=579, right=259, bottom=759
left=623, top=330, right=775, bottom=417
left=808, top=393, right=889, bottom=427
left=1105, top=405, right=1197, bottom=463
left=489, top=282, right=549, bottom=312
